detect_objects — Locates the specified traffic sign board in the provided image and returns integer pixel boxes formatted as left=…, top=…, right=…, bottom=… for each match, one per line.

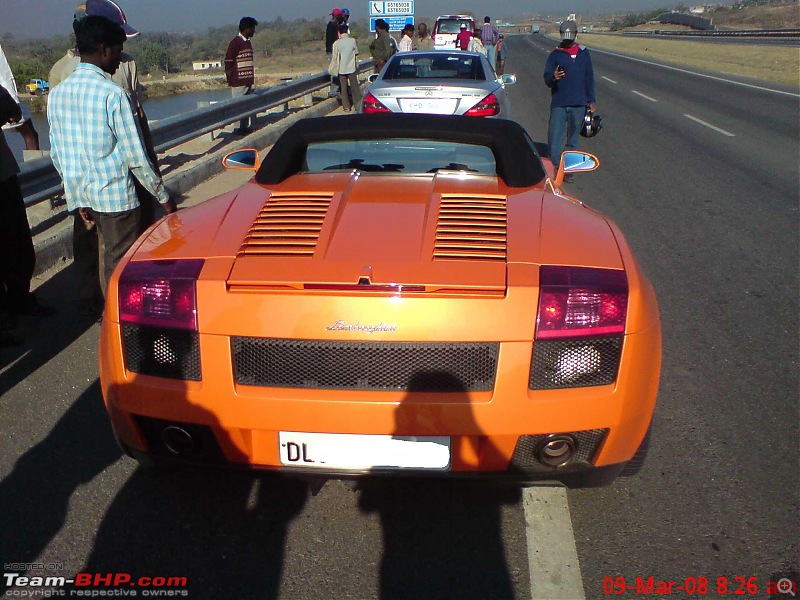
left=369, top=1, right=414, bottom=16
left=370, top=15, right=414, bottom=32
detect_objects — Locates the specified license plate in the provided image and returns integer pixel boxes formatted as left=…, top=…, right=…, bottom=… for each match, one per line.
left=398, top=98, right=457, bottom=114
left=278, top=431, right=451, bottom=471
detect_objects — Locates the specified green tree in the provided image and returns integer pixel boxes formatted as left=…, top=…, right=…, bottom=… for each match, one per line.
left=136, top=40, right=169, bottom=73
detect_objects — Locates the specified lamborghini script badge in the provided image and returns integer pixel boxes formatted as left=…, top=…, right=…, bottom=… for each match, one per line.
left=326, top=320, right=397, bottom=334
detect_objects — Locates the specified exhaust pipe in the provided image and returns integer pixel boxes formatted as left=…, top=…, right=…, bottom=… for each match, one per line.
left=161, top=425, right=195, bottom=456
left=536, top=434, right=576, bottom=467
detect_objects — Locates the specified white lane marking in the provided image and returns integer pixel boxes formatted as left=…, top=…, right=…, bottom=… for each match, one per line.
left=524, top=487, right=586, bottom=600
left=588, top=46, right=800, bottom=98
left=632, top=90, right=658, bottom=102
left=602, top=76, right=618, bottom=84
left=684, top=114, right=736, bottom=136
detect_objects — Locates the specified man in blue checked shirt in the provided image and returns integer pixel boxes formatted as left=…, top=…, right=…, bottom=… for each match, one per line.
left=48, top=15, right=176, bottom=297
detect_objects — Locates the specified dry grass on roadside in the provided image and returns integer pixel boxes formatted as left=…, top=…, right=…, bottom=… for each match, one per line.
left=580, top=33, right=800, bottom=86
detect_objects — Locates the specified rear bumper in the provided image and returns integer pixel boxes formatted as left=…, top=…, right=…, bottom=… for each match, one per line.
left=100, top=317, right=660, bottom=488
left=124, top=443, right=627, bottom=488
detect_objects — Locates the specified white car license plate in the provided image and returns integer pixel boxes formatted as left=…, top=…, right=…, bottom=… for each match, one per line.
left=278, top=431, right=451, bottom=471
left=399, top=98, right=457, bottom=114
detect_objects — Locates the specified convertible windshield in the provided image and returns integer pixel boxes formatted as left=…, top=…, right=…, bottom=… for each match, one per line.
left=383, top=53, right=487, bottom=81
left=302, top=139, right=497, bottom=175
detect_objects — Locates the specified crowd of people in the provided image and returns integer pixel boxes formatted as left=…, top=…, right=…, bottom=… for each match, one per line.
left=0, top=6, right=597, bottom=347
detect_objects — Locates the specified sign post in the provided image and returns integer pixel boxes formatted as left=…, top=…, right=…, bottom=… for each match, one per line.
left=368, top=1, right=414, bottom=31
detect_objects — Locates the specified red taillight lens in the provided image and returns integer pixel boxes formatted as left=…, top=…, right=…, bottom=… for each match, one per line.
left=536, top=266, right=628, bottom=339
left=464, top=93, right=500, bottom=117
left=364, top=92, right=391, bottom=115
left=363, top=92, right=391, bottom=113
left=118, top=259, right=204, bottom=331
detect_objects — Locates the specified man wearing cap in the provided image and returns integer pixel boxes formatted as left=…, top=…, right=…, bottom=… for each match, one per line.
left=48, top=15, right=176, bottom=302
left=326, top=9, right=343, bottom=96
left=456, top=22, right=472, bottom=51
left=225, top=16, right=258, bottom=134
left=543, top=20, right=596, bottom=183
left=49, top=0, right=162, bottom=316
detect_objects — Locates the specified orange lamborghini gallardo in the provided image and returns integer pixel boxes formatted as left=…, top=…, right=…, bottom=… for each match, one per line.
left=99, top=114, right=661, bottom=487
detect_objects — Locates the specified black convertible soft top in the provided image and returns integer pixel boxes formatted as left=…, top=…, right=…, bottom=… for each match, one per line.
left=255, top=114, right=547, bottom=188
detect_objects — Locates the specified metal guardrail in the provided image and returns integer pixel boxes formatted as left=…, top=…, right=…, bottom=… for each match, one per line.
left=18, top=60, right=373, bottom=208
left=623, top=28, right=800, bottom=38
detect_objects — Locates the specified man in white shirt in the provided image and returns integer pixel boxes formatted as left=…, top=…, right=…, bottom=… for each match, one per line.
left=330, top=23, right=362, bottom=112
left=398, top=24, right=414, bottom=52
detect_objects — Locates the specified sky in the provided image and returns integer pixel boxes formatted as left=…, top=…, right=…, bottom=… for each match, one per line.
left=2, top=0, right=706, bottom=39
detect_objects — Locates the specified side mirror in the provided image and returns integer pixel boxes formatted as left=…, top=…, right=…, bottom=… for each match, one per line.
left=501, top=74, right=516, bottom=85
left=555, top=151, right=599, bottom=187
left=222, top=149, right=260, bottom=171
left=368, top=74, right=379, bottom=83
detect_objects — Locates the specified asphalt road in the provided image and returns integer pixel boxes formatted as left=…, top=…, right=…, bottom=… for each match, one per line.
left=1, top=35, right=798, bottom=599
left=513, top=34, right=799, bottom=597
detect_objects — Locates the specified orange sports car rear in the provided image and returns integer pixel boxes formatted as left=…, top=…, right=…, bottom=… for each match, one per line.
left=99, top=114, right=661, bottom=487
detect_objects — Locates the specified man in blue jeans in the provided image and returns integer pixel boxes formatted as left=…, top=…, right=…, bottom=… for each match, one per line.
left=543, top=20, right=596, bottom=183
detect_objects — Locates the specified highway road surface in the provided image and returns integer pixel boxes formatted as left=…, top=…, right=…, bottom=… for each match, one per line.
left=1, top=34, right=797, bottom=599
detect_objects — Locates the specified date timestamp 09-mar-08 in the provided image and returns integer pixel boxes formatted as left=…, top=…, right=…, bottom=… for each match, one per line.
left=602, top=575, right=797, bottom=596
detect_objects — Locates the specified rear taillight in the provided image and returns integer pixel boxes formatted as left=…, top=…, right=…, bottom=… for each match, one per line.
left=464, top=93, right=500, bottom=117
left=536, top=266, right=628, bottom=339
left=530, top=266, right=627, bottom=389
left=118, top=259, right=204, bottom=331
left=363, top=92, right=391, bottom=114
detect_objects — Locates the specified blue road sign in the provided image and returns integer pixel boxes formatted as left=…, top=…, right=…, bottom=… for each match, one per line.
left=370, top=15, right=414, bottom=32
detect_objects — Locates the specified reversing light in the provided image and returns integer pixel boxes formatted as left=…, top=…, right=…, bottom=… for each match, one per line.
left=536, top=266, right=628, bottom=339
left=363, top=92, right=391, bottom=114
left=118, top=259, right=204, bottom=331
left=464, top=93, right=500, bottom=117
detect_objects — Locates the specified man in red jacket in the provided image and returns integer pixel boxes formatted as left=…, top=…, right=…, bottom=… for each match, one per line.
left=456, top=22, right=472, bottom=50
left=225, top=16, right=258, bottom=134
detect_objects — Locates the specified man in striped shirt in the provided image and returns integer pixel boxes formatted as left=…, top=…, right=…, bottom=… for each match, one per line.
left=225, top=16, right=257, bottom=134
left=48, top=15, right=176, bottom=297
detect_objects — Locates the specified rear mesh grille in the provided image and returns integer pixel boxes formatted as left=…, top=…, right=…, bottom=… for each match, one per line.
left=510, top=429, right=609, bottom=470
left=232, top=338, right=499, bottom=391
left=529, top=336, right=622, bottom=390
left=122, top=324, right=201, bottom=381
left=434, top=195, right=507, bottom=261
left=238, top=193, right=333, bottom=257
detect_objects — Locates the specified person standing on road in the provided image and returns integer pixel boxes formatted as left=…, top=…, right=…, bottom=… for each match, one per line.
left=370, top=19, right=394, bottom=73
left=398, top=24, right=414, bottom=52
left=479, top=16, right=499, bottom=70
left=413, top=22, right=434, bottom=51
left=495, top=34, right=507, bottom=75
left=326, top=9, right=344, bottom=97
left=543, top=20, right=596, bottom=183
left=50, top=0, right=161, bottom=317
left=330, top=23, right=362, bottom=112
left=467, top=31, right=487, bottom=56
left=0, top=84, right=53, bottom=337
left=456, top=22, right=472, bottom=50
left=48, top=16, right=176, bottom=299
left=225, top=16, right=257, bottom=134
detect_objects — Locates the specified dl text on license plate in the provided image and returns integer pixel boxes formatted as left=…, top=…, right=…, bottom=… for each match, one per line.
left=279, top=432, right=451, bottom=470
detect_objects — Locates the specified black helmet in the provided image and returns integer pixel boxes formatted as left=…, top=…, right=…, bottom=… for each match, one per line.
left=580, top=110, right=603, bottom=138
left=559, top=20, right=577, bottom=41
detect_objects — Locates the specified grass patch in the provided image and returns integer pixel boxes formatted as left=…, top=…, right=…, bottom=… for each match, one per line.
left=580, top=33, right=800, bottom=86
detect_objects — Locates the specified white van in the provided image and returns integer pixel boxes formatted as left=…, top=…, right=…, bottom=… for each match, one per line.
left=432, top=15, right=476, bottom=51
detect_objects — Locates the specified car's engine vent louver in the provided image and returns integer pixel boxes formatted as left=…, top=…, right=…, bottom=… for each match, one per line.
left=238, top=193, right=334, bottom=257
left=434, top=195, right=507, bottom=261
